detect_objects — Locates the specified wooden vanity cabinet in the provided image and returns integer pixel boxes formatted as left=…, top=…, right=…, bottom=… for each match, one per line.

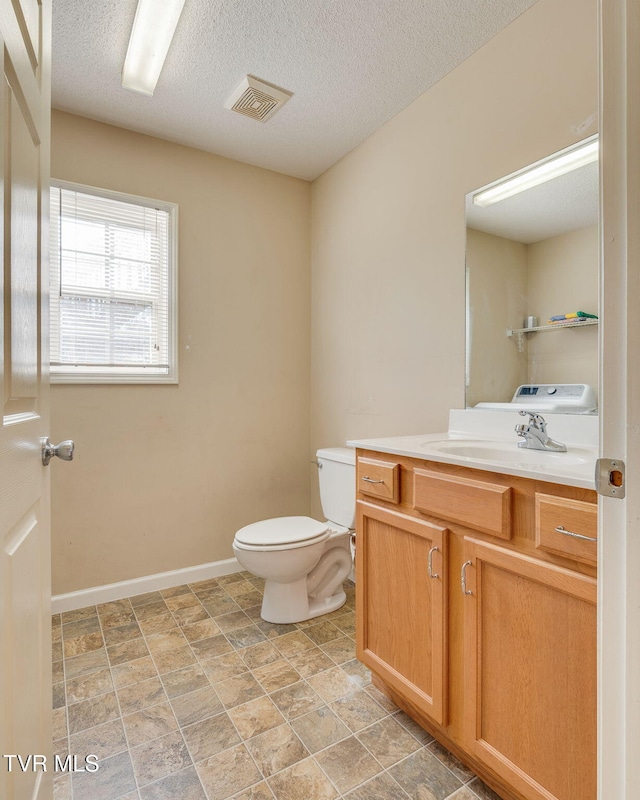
left=354, top=450, right=597, bottom=800
left=463, top=538, right=597, bottom=800
left=356, top=501, right=448, bottom=725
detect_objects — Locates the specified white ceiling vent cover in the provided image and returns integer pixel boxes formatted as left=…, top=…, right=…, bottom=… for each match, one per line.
left=224, top=75, right=292, bottom=123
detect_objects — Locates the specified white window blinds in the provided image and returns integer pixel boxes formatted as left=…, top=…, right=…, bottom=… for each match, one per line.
left=50, top=183, right=177, bottom=383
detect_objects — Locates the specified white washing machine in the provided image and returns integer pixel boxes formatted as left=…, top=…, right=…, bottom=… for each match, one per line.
left=475, top=384, right=597, bottom=414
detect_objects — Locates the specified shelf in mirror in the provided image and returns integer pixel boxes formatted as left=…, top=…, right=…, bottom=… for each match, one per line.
left=506, top=318, right=598, bottom=353
left=507, top=318, right=598, bottom=337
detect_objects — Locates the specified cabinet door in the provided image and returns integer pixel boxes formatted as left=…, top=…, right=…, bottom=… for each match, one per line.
left=356, top=500, right=448, bottom=725
left=463, top=538, right=596, bottom=800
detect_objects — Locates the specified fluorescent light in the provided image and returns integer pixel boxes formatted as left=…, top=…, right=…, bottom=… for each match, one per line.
left=122, top=0, right=186, bottom=96
left=473, top=139, right=599, bottom=207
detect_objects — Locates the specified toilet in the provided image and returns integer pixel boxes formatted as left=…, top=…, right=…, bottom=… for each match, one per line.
left=232, top=447, right=355, bottom=624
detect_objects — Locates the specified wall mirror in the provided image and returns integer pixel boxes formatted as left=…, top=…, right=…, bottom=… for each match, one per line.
left=465, top=136, right=599, bottom=412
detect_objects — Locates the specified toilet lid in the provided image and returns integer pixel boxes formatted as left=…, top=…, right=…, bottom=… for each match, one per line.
left=235, top=516, right=329, bottom=547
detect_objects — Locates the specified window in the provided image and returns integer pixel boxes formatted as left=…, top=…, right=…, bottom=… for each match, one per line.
left=50, top=182, right=178, bottom=383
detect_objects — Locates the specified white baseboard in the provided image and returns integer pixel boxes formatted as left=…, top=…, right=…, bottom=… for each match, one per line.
left=52, top=557, right=242, bottom=614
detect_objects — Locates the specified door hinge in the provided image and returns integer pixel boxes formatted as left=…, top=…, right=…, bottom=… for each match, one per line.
left=595, top=458, right=625, bottom=498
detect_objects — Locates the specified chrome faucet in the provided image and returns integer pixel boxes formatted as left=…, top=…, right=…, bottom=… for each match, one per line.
left=515, top=411, right=567, bottom=452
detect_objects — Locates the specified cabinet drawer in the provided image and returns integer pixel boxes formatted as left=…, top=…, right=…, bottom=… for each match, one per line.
left=535, top=494, right=597, bottom=565
left=413, top=469, right=511, bottom=539
left=356, top=457, right=400, bottom=503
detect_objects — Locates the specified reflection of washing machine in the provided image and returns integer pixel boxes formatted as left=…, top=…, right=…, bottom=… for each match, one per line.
left=475, top=384, right=597, bottom=414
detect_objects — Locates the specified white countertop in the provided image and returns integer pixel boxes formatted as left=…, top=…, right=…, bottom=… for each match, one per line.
left=347, top=409, right=598, bottom=490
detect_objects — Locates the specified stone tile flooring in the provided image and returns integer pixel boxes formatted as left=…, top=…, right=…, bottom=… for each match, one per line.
left=52, top=575, right=501, bottom=800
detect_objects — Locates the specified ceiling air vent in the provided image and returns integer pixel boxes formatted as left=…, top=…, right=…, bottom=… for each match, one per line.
left=224, top=75, right=292, bottom=123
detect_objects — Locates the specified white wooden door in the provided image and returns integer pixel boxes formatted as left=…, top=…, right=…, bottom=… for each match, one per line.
left=0, top=1, right=52, bottom=799
left=599, top=0, right=640, bottom=797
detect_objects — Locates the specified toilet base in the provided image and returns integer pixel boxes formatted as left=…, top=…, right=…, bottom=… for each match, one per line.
left=261, top=576, right=346, bottom=624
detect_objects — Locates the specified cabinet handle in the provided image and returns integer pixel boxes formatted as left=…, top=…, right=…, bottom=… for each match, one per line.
left=428, top=546, right=440, bottom=579
left=361, top=476, right=385, bottom=484
left=461, top=560, right=473, bottom=595
left=555, top=525, right=597, bottom=543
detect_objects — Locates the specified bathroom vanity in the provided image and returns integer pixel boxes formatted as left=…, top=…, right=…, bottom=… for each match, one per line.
left=349, top=411, right=598, bottom=800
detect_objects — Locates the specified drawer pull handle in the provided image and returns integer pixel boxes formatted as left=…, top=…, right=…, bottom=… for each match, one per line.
left=555, top=525, right=597, bottom=543
left=428, top=546, right=440, bottom=579
left=362, top=476, right=385, bottom=484
left=461, top=560, right=473, bottom=596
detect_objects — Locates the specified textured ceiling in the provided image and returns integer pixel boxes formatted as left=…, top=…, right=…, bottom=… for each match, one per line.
left=52, top=0, right=538, bottom=181
left=466, top=160, right=599, bottom=244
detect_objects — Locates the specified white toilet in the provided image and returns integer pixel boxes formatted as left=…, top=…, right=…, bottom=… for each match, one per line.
left=232, top=447, right=355, bottom=624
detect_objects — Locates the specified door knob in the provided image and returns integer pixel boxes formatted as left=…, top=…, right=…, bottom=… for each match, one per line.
left=41, top=437, right=75, bottom=466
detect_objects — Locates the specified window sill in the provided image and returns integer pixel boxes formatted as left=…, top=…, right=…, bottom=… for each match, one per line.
left=50, top=367, right=178, bottom=385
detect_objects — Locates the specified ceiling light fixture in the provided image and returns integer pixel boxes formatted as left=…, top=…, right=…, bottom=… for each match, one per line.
left=122, top=0, right=186, bottom=96
left=472, top=138, right=599, bottom=207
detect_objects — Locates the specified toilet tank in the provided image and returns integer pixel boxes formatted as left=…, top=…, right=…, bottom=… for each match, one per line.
left=317, top=447, right=356, bottom=529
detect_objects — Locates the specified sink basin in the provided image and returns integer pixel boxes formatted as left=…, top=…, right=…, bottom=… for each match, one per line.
left=420, top=439, right=593, bottom=468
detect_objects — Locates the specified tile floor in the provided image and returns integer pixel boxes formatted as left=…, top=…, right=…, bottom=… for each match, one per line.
left=52, top=574, right=501, bottom=800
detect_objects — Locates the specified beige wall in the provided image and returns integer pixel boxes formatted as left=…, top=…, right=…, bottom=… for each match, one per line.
left=310, top=0, right=597, bottom=513
left=51, top=112, right=311, bottom=594
left=465, top=229, right=528, bottom=407
left=51, top=0, right=598, bottom=588
left=466, top=224, right=599, bottom=406
left=527, top=225, right=599, bottom=388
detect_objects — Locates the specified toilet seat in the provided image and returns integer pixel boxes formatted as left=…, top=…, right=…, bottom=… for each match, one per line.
left=234, top=516, right=329, bottom=551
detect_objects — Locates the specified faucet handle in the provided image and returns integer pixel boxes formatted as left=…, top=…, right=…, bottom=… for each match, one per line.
left=518, top=410, right=546, bottom=431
